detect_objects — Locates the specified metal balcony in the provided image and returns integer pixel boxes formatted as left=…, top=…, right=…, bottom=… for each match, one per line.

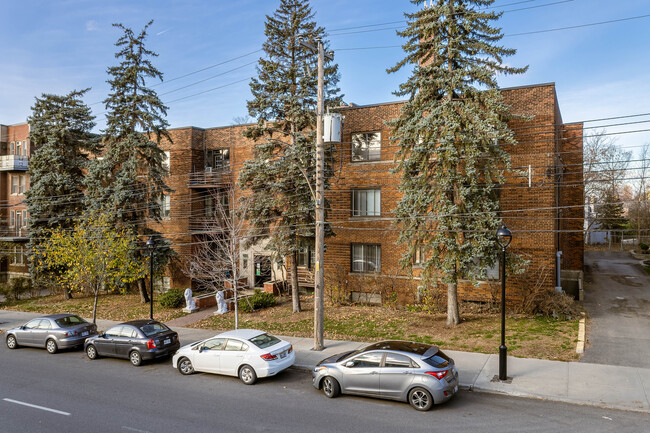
left=188, top=169, right=232, bottom=188
left=0, top=226, right=29, bottom=241
left=188, top=218, right=228, bottom=234
left=0, top=155, right=28, bottom=171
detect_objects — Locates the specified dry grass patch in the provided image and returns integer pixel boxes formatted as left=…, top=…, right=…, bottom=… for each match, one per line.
left=1, top=293, right=186, bottom=323
left=193, top=296, right=581, bottom=362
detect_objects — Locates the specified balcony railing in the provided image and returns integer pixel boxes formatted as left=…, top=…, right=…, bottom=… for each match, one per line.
left=188, top=218, right=228, bottom=234
left=188, top=169, right=231, bottom=188
left=0, top=226, right=29, bottom=239
left=0, top=155, right=28, bottom=171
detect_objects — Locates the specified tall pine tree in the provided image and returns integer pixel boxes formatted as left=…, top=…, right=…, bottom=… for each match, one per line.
left=239, top=0, right=341, bottom=313
left=388, top=0, right=527, bottom=325
left=26, top=89, right=98, bottom=298
left=85, top=21, right=174, bottom=303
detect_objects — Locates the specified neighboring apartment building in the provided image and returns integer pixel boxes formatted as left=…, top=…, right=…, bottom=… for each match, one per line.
left=156, top=82, right=584, bottom=304
left=0, top=123, right=30, bottom=282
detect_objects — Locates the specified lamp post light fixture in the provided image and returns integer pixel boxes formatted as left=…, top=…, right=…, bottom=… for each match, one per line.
left=496, top=224, right=512, bottom=381
left=146, top=237, right=155, bottom=320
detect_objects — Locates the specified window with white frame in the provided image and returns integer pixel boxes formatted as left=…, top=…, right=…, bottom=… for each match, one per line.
left=297, top=247, right=314, bottom=268
left=11, top=246, right=25, bottom=265
left=11, top=176, right=18, bottom=194
left=351, top=244, right=381, bottom=273
left=21, top=210, right=28, bottom=227
left=19, top=176, right=26, bottom=194
left=163, top=151, right=170, bottom=173
left=414, top=245, right=427, bottom=267
left=9, top=210, right=15, bottom=227
left=154, top=276, right=171, bottom=292
left=351, top=132, right=381, bottom=162
left=10, top=142, right=15, bottom=154
left=160, top=194, right=171, bottom=218
left=15, top=140, right=22, bottom=155
left=352, top=188, right=381, bottom=217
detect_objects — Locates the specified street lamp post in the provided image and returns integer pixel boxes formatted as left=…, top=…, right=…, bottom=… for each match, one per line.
left=146, top=237, right=155, bottom=320
left=496, top=224, right=512, bottom=381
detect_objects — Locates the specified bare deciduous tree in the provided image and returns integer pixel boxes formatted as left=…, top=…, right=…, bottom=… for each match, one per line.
left=183, top=188, right=252, bottom=329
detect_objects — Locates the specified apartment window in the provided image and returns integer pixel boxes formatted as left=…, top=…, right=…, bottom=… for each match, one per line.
left=15, top=140, right=22, bottom=156
left=10, top=142, right=15, bottom=154
left=414, top=245, right=427, bottom=267
left=11, top=176, right=18, bottom=194
left=297, top=247, right=315, bottom=268
left=15, top=211, right=22, bottom=230
left=154, top=276, right=171, bottom=292
left=207, top=148, right=230, bottom=170
left=23, top=140, right=29, bottom=156
left=22, top=210, right=28, bottom=227
left=19, top=176, right=26, bottom=194
left=11, top=246, right=25, bottom=265
left=351, top=132, right=381, bottom=162
left=163, top=151, right=170, bottom=173
left=351, top=244, right=381, bottom=273
left=160, top=194, right=171, bottom=218
left=9, top=210, right=15, bottom=227
left=352, top=189, right=380, bottom=217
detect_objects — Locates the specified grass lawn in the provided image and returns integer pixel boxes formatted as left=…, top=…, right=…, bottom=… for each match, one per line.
left=1, top=291, right=581, bottom=362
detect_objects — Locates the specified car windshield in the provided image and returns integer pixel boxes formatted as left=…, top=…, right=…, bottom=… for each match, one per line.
left=139, top=323, right=170, bottom=337
left=55, top=315, right=87, bottom=327
left=248, top=333, right=280, bottom=349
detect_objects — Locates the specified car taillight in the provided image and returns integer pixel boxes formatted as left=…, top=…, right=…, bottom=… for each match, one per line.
left=288, top=345, right=293, bottom=353
left=147, top=339, right=157, bottom=349
left=260, top=353, right=277, bottom=361
left=425, top=370, right=448, bottom=380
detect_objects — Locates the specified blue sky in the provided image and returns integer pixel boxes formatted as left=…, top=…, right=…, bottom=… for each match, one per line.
left=2, top=0, right=649, bottom=153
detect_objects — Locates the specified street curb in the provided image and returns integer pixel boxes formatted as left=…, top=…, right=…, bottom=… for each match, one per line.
left=576, top=318, right=586, bottom=354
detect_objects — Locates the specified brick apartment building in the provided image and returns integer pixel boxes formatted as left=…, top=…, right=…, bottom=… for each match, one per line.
left=1, top=82, right=584, bottom=304
left=156, top=82, right=584, bottom=304
left=0, top=123, right=30, bottom=282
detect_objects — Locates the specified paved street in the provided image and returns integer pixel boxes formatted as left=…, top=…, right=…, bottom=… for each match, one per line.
left=581, top=250, right=650, bottom=368
left=1, top=342, right=648, bottom=433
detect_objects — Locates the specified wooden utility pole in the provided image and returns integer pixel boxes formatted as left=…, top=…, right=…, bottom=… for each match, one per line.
left=313, top=40, right=325, bottom=351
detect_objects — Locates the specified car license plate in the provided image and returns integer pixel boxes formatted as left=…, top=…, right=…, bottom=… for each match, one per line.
left=454, top=385, right=458, bottom=393
left=280, top=351, right=286, bottom=359
left=164, top=338, right=171, bottom=345
left=82, top=331, right=89, bottom=336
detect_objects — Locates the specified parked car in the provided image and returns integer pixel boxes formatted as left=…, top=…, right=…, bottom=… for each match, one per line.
left=84, top=319, right=180, bottom=366
left=172, top=329, right=294, bottom=385
left=5, top=313, right=97, bottom=354
left=312, top=340, right=459, bottom=411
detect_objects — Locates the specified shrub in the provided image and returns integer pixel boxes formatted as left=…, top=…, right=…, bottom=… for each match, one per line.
left=520, top=287, right=582, bottom=319
left=158, top=288, right=185, bottom=309
left=0, top=277, right=32, bottom=302
left=238, top=289, right=276, bottom=313
left=639, top=243, right=649, bottom=252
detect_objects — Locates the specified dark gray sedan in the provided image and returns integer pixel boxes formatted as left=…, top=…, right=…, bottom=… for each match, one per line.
left=313, top=341, right=459, bottom=411
left=5, top=314, right=97, bottom=354
left=84, top=319, right=180, bottom=366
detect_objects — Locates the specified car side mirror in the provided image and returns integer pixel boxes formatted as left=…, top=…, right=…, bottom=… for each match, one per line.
left=20, top=325, right=25, bottom=330
left=199, top=346, right=205, bottom=353
left=99, top=332, right=106, bottom=338
left=344, top=361, right=355, bottom=368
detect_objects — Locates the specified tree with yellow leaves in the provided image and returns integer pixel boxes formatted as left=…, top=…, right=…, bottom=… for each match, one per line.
left=38, top=213, right=146, bottom=323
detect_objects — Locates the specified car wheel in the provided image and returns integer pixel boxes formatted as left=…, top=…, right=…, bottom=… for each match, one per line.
left=238, top=364, right=257, bottom=385
left=6, top=335, right=18, bottom=349
left=46, top=339, right=58, bottom=354
left=129, top=350, right=142, bottom=367
left=86, top=344, right=98, bottom=360
left=322, top=376, right=340, bottom=398
left=178, top=357, right=195, bottom=375
left=408, top=387, right=434, bottom=411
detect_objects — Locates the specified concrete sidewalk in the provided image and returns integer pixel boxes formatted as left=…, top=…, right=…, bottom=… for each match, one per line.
left=1, top=309, right=649, bottom=414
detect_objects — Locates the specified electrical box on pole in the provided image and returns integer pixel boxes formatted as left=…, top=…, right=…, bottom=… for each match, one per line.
left=323, top=113, right=343, bottom=143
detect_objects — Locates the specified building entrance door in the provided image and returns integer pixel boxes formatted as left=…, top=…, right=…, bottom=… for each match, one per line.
left=253, top=255, right=272, bottom=288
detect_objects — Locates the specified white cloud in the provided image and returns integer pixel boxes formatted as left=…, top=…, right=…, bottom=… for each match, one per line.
left=86, top=20, right=99, bottom=32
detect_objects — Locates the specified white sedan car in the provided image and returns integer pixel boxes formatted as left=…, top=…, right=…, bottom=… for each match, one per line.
left=172, top=329, right=294, bottom=384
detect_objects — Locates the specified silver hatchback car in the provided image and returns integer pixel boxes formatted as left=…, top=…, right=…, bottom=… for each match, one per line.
left=313, top=340, right=459, bottom=411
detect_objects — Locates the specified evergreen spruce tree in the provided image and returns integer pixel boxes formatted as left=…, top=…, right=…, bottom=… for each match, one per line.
left=84, top=21, right=174, bottom=303
left=388, top=0, right=527, bottom=325
left=26, top=89, right=98, bottom=298
left=599, top=188, right=627, bottom=242
left=239, top=0, right=341, bottom=313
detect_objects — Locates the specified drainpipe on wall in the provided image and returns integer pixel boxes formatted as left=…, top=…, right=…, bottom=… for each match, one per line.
left=555, top=251, right=563, bottom=293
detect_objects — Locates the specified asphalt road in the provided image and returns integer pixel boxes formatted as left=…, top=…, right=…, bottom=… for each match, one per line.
left=581, top=250, right=650, bottom=368
left=0, top=341, right=648, bottom=433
